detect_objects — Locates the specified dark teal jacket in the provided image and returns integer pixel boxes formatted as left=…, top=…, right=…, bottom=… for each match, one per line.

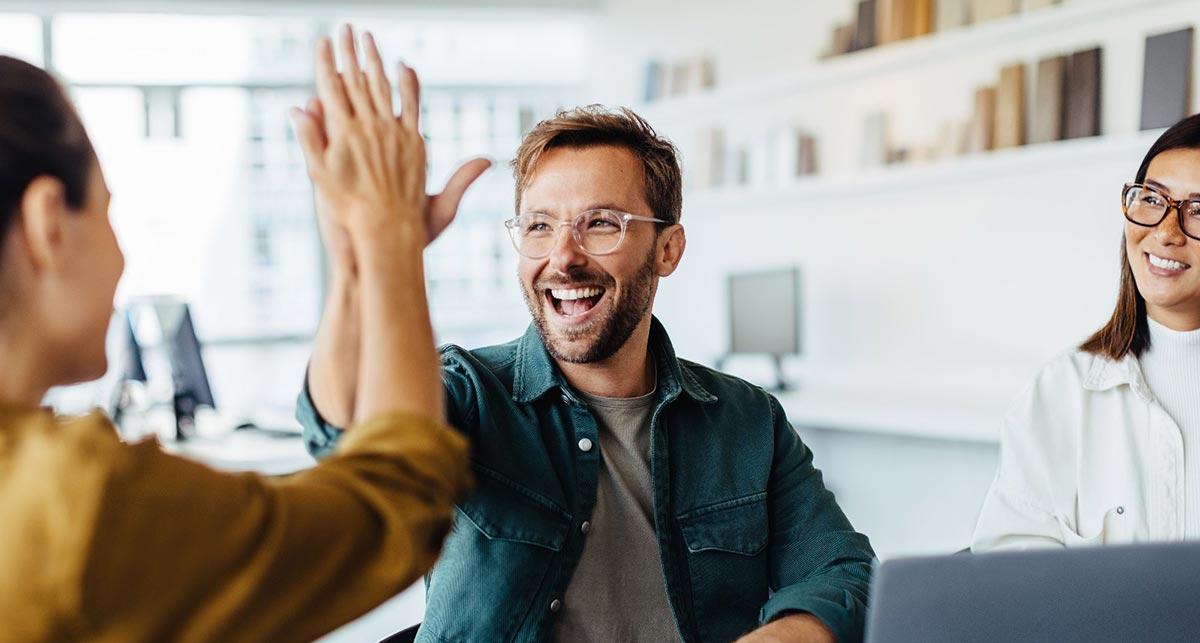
left=298, top=318, right=874, bottom=642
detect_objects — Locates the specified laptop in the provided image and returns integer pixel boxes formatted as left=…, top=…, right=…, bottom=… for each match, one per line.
left=866, top=542, right=1200, bottom=643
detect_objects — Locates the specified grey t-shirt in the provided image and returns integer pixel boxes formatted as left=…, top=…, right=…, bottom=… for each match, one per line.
left=553, top=385, right=682, bottom=643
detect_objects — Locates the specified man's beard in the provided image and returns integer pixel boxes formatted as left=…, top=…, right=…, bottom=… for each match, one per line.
left=521, top=250, right=657, bottom=364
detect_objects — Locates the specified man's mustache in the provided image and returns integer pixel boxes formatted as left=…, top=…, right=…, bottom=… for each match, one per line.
left=534, top=270, right=615, bottom=290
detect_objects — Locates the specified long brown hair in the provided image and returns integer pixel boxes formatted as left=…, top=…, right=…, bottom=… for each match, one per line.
left=1080, top=113, right=1200, bottom=359
left=0, top=56, right=94, bottom=258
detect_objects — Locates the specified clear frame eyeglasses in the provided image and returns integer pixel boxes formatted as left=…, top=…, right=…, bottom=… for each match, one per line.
left=1122, top=182, right=1200, bottom=241
left=503, top=209, right=669, bottom=259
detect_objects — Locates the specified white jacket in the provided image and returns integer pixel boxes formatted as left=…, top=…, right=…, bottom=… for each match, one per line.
left=972, top=349, right=1187, bottom=550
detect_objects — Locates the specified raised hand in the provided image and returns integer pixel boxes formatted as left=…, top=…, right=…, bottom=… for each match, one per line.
left=291, top=29, right=490, bottom=271
left=291, top=26, right=427, bottom=244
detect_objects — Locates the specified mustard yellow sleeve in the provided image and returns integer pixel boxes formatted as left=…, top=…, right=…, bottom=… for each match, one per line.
left=77, top=412, right=470, bottom=643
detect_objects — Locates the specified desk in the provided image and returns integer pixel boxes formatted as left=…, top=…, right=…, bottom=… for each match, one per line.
left=164, top=429, right=315, bottom=475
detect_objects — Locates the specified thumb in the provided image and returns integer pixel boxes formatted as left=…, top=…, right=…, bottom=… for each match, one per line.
left=426, top=157, right=492, bottom=241
left=289, top=107, right=327, bottom=178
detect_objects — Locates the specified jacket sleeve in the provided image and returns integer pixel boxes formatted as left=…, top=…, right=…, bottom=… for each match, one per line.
left=971, top=369, right=1073, bottom=551
left=298, top=352, right=479, bottom=460
left=759, top=394, right=876, bottom=643
left=79, top=411, right=471, bottom=643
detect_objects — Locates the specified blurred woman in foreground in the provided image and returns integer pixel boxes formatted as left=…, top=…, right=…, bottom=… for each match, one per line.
left=0, top=25, right=482, bottom=642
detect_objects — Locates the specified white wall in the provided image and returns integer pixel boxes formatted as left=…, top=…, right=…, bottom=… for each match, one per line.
left=585, top=0, right=1200, bottom=558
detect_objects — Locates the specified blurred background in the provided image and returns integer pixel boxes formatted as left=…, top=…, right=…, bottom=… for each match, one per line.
left=2, top=0, right=1198, bottom=638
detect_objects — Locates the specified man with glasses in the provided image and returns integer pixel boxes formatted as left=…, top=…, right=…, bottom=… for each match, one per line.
left=298, top=104, right=874, bottom=643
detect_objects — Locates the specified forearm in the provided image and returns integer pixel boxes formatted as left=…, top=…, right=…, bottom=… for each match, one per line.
left=353, top=226, right=444, bottom=424
left=739, top=614, right=835, bottom=643
left=308, top=269, right=360, bottom=429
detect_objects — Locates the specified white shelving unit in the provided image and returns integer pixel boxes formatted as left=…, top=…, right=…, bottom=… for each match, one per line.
left=639, top=0, right=1199, bottom=444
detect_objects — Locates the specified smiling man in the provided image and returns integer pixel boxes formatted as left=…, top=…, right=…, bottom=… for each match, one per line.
left=299, top=105, right=874, bottom=643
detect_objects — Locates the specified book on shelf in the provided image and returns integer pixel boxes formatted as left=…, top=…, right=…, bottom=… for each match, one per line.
left=876, top=0, right=898, bottom=45
left=994, top=63, right=1026, bottom=149
left=798, top=135, right=819, bottom=176
left=1140, top=27, right=1194, bottom=131
left=966, top=86, right=997, bottom=153
left=936, top=0, right=969, bottom=32
left=643, top=60, right=663, bottom=102
left=1031, top=55, right=1068, bottom=144
left=971, top=0, right=1019, bottom=24
left=852, top=0, right=878, bottom=52
left=1064, top=47, right=1103, bottom=139
left=910, top=0, right=934, bottom=38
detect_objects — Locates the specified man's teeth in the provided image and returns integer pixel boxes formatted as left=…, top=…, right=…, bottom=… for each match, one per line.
left=1149, top=253, right=1190, bottom=271
left=551, top=287, right=603, bottom=301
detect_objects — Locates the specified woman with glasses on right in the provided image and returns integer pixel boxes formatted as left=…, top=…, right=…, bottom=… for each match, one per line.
left=973, top=113, right=1200, bottom=550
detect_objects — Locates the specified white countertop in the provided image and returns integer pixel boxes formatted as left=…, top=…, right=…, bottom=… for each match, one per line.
left=776, top=387, right=1006, bottom=444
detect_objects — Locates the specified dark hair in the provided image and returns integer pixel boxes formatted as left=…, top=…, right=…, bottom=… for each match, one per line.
left=0, top=55, right=94, bottom=256
left=511, top=105, right=683, bottom=225
left=1080, top=112, right=1200, bottom=360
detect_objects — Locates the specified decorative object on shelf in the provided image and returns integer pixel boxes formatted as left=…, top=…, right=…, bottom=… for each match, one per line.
left=967, top=86, right=998, bottom=153
left=862, top=111, right=891, bottom=167
left=690, top=127, right=726, bottom=189
left=994, top=63, right=1027, bottom=149
left=1064, top=46, right=1103, bottom=139
left=1140, top=27, right=1194, bottom=131
left=1032, top=54, right=1068, bottom=144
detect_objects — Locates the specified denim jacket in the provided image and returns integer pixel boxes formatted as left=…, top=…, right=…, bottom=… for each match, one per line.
left=299, top=317, right=874, bottom=642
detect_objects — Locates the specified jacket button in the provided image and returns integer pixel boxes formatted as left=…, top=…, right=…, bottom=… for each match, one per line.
left=578, top=438, right=593, bottom=452
left=1117, top=506, right=1125, bottom=515
left=550, top=599, right=562, bottom=612
left=581, top=521, right=592, bottom=535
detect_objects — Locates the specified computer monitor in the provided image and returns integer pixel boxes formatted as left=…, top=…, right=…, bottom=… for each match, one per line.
left=151, top=300, right=215, bottom=440
left=106, top=310, right=148, bottom=426
left=727, top=267, right=802, bottom=390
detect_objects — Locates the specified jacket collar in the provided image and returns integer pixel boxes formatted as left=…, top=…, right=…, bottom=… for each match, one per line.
left=1083, top=351, right=1154, bottom=403
left=511, top=316, right=718, bottom=406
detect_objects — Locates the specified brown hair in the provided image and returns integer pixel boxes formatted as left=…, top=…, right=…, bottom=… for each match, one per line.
left=1080, top=113, right=1200, bottom=360
left=0, top=56, right=94, bottom=258
left=511, top=105, right=682, bottom=225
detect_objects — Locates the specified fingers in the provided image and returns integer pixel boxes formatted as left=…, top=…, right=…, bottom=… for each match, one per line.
left=398, top=62, right=421, bottom=131
left=426, top=157, right=493, bottom=241
left=361, top=31, right=395, bottom=118
left=314, top=36, right=353, bottom=136
left=337, top=24, right=376, bottom=119
left=303, top=97, right=328, bottom=149
left=289, top=107, right=326, bottom=177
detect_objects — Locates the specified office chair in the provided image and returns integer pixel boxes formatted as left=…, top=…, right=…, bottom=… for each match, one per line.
left=378, top=623, right=420, bottom=643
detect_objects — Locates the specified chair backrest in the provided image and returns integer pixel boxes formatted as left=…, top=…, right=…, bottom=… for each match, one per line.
left=377, top=622, right=420, bottom=643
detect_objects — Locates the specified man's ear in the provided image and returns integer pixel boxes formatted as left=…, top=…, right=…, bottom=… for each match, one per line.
left=656, top=224, right=686, bottom=277
left=17, top=176, right=68, bottom=273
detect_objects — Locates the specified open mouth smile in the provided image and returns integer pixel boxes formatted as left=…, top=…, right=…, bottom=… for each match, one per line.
left=544, top=285, right=607, bottom=324
left=1146, top=252, right=1192, bottom=276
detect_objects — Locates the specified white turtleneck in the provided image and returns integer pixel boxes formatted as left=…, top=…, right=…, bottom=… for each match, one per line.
left=1138, top=316, right=1200, bottom=537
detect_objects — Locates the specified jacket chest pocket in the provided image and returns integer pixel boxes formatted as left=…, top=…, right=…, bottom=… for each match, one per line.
left=1057, top=505, right=1137, bottom=547
left=422, top=466, right=570, bottom=642
left=677, top=493, right=770, bottom=643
